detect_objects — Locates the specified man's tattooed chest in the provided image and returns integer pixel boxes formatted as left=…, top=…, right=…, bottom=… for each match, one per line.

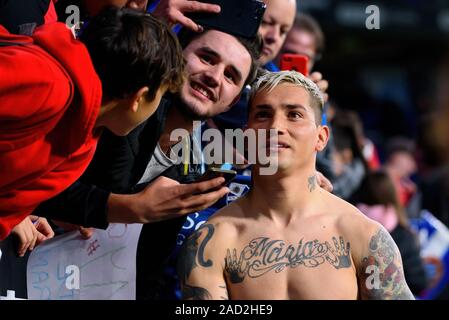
left=224, top=236, right=352, bottom=283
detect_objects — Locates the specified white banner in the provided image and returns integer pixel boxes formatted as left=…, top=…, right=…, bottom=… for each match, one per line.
left=26, top=223, right=142, bottom=300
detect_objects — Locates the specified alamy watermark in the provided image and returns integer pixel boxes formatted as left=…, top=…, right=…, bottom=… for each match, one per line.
left=170, top=122, right=279, bottom=175
left=65, top=264, right=80, bottom=290
left=366, top=5, right=380, bottom=30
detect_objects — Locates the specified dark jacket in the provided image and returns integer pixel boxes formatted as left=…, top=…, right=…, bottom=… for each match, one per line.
left=35, top=96, right=202, bottom=300
left=391, top=225, right=429, bottom=295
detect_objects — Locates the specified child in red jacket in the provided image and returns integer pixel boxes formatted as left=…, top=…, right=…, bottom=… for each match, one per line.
left=0, top=7, right=184, bottom=244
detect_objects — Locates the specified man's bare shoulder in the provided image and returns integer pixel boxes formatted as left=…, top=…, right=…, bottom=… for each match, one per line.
left=207, top=198, right=249, bottom=228
left=319, top=191, right=382, bottom=251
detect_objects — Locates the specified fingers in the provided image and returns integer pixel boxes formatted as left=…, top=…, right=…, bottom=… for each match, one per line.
left=316, top=172, right=333, bottom=192
left=181, top=1, right=221, bottom=13
left=79, top=227, right=94, bottom=240
left=309, top=71, right=322, bottom=83
left=171, top=12, right=203, bottom=32
left=178, top=177, right=226, bottom=196
left=179, top=186, right=229, bottom=215
left=12, top=217, right=36, bottom=257
left=34, top=217, right=55, bottom=239
left=155, top=0, right=220, bottom=31
left=316, top=79, right=329, bottom=93
left=16, top=228, right=31, bottom=257
left=28, top=227, right=38, bottom=252
left=309, top=71, right=329, bottom=94
left=127, top=0, right=149, bottom=10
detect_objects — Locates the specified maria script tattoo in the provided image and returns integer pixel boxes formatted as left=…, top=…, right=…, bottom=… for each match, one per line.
left=359, top=228, right=414, bottom=300
left=224, top=235, right=351, bottom=283
left=177, top=223, right=215, bottom=299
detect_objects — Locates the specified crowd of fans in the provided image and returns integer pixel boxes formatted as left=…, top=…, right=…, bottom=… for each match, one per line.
left=1, top=0, right=449, bottom=300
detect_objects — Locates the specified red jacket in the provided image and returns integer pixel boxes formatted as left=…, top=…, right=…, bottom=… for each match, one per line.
left=0, top=22, right=102, bottom=239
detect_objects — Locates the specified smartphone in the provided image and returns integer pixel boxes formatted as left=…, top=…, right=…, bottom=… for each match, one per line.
left=280, top=54, right=309, bottom=76
left=197, top=167, right=237, bottom=185
left=186, top=0, right=266, bottom=39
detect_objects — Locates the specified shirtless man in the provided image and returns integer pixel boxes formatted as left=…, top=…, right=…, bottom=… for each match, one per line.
left=177, top=70, right=414, bottom=300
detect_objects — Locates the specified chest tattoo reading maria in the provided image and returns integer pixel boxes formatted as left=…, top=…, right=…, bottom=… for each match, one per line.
left=224, top=236, right=352, bottom=283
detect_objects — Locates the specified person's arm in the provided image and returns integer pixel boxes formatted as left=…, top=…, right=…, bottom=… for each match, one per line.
left=35, top=176, right=229, bottom=227
left=357, top=225, right=414, bottom=300
left=177, top=223, right=229, bottom=300
left=33, top=181, right=111, bottom=229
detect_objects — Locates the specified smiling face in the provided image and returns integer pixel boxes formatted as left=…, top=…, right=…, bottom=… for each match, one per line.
left=248, top=83, right=328, bottom=171
left=179, top=30, right=252, bottom=120
left=258, top=0, right=296, bottom=65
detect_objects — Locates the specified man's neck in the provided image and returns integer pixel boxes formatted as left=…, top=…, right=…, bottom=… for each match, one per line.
left=247, top=164, right=322, bottom=225
left=158, top=99, right=197, bottom=155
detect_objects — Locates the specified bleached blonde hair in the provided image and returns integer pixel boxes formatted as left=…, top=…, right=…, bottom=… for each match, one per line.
left=249, top=70, right=324, bottom=124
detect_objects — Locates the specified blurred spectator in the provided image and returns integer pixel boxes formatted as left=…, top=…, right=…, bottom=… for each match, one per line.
left=384, top=137, right=418, bottom=207
left=330, top=110, right=369, bottom=200
left=356, top=171, right=429, bottom=296
left=257, top=0, right=296, bottom=68
left=276, top=12, right=325, bottom=73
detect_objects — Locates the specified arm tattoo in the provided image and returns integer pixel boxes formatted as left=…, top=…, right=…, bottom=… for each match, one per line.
left=308, top=175, right=317, bottom=192
left=359, top=228, right=414, bottom=300
left=224, top=235, right=351, bottom=284
left=177, top=224, right=215, bottom=299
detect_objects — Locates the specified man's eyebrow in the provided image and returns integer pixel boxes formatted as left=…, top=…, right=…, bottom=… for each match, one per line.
left=284, top=104, right=308, bottom=111
left=253, top=104, right=273, bottom=110
left=199, top=46, right=219, bottom=59
left=198, top=46, right=243, bottom=83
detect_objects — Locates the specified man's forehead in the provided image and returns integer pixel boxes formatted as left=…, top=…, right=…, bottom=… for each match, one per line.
left=252, top=85, right=312, bottom=107
left=190, top=30, right=244, bottom=51
left=188, top=30, right=252, bottom=78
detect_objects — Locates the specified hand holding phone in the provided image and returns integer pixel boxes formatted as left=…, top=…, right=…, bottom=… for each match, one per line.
left=186, top=0, right=266, bottom=39
left=280, top=54, right=309, bottom=76
left=197, top=167, right=237, bottom=185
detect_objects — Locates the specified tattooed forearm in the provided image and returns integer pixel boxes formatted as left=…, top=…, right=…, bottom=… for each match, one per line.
left=224, top=235, right=351, bottom=283
left=359, top=228, right=414, bottom=300
left=177, top=224, right=215, bottom=299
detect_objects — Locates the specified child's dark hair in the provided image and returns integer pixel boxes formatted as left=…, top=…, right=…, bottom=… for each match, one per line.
left=177, top=27, right=262, bottom=88
left=80, top=7, right=184, bottom=102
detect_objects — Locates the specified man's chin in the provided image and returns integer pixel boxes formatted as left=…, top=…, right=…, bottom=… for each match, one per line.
left=178, top=95, right=211, bottom=120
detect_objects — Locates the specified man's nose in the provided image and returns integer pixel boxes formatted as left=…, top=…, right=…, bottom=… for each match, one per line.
left=265, top=26, right=280, bottom=44
left=269, top=113, right=286, bottom=134
left=202, top=65, right=221, bottom=87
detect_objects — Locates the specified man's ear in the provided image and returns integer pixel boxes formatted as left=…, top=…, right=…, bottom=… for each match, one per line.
left=131, top=87, right=149, bottom=112
left=316, top=125, right=330, bottom=152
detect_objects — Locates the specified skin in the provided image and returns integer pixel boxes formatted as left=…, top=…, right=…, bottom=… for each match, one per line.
left=82, top=0, right=221, bottom=32
left=178, top=84, right=414, bottom=300
left=277, top=28, right=318, bottom=72
left=258, top=0, right=296, bottom=66
left=179, top=30, right=252, bottom=120
left=11, top=215, right=54, bottom=257
left=96, top=85, right=168, bottom=136
left=107, top=30, right=253, bottom=225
